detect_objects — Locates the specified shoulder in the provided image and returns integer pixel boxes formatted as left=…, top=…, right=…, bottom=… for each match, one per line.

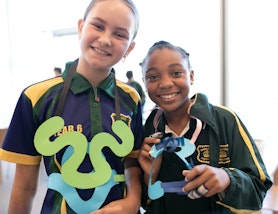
left=191, top=93, right=239, bottom=126
left=24, top=77, right=63, bottom=107
left=132, top=81, right=143, bottom=90
left=213, top=105, right=241, bottom=125
left=116, top=80, right=140, bottom=104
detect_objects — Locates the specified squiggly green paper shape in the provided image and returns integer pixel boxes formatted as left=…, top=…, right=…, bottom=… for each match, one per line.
left=34, top=116, right=134, bottom=189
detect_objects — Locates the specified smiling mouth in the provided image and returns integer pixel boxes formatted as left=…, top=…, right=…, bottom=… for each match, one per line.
left=93, top=47, right=111, bottom=56
left=159, top=92, right=179, bottom=99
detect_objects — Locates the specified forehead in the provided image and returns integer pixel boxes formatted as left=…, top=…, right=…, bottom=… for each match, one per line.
left=87, top=1, right=136, bottom=35
left=143, top=48, right=189, bottom=75
left=148, top=48, right=186, bottom=66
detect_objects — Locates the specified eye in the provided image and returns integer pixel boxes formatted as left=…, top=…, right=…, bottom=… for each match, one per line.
left=172, top=70, right=183, bottom=77
left=114, top=31, right=128, bottom=40
left=92, top=23, right=104, bottom=30
left=145, top=74, right=159, bottom=82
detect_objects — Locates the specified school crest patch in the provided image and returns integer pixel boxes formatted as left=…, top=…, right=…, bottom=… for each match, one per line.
left=196, top=144, right=230, bottom=164
left=111, top=113, right=131, bottom=127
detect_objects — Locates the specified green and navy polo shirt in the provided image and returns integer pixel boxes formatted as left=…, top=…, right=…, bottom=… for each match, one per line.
left=0, top=60, right=144, bottom=213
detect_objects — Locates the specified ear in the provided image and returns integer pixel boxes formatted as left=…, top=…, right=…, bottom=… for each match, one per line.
left=190, top=69, right=194, bottom=85
left=124, top=42, right=135, bottom=58
left=77, top=19, right=84, bottom=39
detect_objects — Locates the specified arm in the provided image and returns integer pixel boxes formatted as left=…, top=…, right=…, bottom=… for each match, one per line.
left=123, top=157, right=142, bottom=212
left=91, top=158, right=142, bottom=214
left=219, top=115, right=273, bottom=211
left=207, top=109, right=273, bottom=212
left=182, top=105, right=272, bottom=212
left=218, top=163, right=272, bottom=211
left=8, top=163, right=40, bottom=214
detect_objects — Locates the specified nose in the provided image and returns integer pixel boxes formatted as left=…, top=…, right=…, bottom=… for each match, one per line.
left=158, top=76, right=173, bottom=89
left=98, top=32, right=112, bottom=47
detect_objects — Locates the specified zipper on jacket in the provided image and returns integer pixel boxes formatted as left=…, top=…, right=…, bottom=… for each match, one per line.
left=93, top=86, right=99, bottom=102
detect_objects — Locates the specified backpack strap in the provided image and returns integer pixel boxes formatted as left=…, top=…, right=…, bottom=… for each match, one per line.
left=112, top=73, right=121, bottom=120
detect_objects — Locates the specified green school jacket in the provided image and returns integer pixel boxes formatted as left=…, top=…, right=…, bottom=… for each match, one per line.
left=142, top=93, right=272, bottom=214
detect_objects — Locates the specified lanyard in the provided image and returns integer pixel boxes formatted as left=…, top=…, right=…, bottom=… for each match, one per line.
left=54, top=59, right=121, bottom=120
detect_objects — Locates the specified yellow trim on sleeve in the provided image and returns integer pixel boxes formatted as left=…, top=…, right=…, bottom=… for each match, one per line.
left=61, top=198, right=67, bottom=214
left=216, top=201, right=259, bottom=214
left=218, top=106, right=266, bottom=182
left=24, top=77, right=64, bottom=107
left=54, top=154, right=62, bottom=171
left=0, top=148, right=41, bottom=165
left=116, top=80, right=140, bottom=104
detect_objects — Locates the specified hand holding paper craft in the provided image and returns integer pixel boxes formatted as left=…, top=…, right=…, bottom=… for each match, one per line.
left=148, top=137, right=196, bottom=200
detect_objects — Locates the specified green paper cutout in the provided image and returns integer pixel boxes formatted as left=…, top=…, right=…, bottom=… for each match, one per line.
left=34, top=116, right=134, bottom=189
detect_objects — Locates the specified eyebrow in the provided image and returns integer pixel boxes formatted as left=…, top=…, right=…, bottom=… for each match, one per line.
left=146, top=63, right=183, bottom=72
left=144, top=63, right=186, bottom=76
left=168, top=63, right=183, bottom=68
left=91, top=17, right=130, bottom=34
left=145, top=67, right=156, bottom=74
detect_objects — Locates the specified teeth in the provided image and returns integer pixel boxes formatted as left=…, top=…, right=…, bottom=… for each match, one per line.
left=94, top=47, right=108, bottom=55
left=160, top=93, right=177, bottom=99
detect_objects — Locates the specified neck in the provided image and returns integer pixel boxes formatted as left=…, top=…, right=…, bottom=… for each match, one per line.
left=166, top=112, right=190, bottom=135
left=164, top=101, right=192, bottom=135
left=76, top=60, right=111, bottom=87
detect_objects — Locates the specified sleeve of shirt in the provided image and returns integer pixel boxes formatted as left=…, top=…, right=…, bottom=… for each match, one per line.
left=0, top=91, right=41, bottom=165
left=217, top=112, right=273, bottom=212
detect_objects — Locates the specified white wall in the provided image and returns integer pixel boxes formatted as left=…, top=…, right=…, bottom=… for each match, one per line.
left=225, top=0, right=278, bottom=173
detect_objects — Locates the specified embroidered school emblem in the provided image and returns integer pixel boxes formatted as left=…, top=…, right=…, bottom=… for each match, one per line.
left=111, top=113, right=131, bottom=127
left=196, top=144, right=230, bottom=164
left=197, top=145, right=210, bottom=164
left=219, top=144, right=230, bottom=164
